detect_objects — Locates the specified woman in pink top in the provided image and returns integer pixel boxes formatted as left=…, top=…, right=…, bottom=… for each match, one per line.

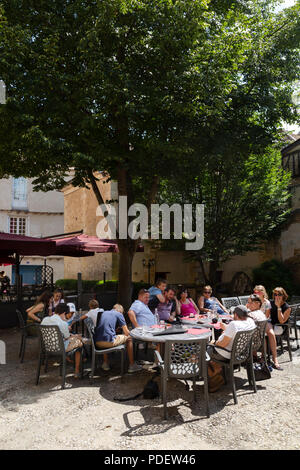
left=176, top=286, right=199, bottom=317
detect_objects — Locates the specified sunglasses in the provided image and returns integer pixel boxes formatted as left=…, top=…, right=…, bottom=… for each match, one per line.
left=274, top=293, right=283, bottom=296
left=203, top=291, right=211, bottom=293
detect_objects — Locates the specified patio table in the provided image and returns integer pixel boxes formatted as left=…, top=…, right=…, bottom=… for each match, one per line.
left=130, top=324, right=211, bottom=343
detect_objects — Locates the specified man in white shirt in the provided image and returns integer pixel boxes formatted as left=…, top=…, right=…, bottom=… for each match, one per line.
left=41, top=304, right=82, bottom=377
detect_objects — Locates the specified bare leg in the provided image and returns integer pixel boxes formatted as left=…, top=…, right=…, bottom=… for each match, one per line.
left=126, top=337, right=134, bottom=365
left=74, top=351, right=81, bottom=374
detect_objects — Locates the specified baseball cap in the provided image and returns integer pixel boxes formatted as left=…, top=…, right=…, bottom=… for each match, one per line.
left=67, top=302, right=76, bottom=313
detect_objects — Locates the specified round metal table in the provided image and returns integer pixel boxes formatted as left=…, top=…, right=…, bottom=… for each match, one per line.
left=130, top=325, right=211, bottom=343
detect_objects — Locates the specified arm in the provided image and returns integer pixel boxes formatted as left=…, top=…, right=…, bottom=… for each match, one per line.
left=156, top=293, right=166, bottom=303
left=198, top=296, right=211, bottom=314
left=215, top=335, right=231, bottom=349
left=190, top=298, right=199, bottom=315
left=128, top=309, right=139, bottom=328
left=26, top=303, right=43, bottom=322
left=122, top=324, right=130, bottom=336
left=265, top=308, right=271, bottom=319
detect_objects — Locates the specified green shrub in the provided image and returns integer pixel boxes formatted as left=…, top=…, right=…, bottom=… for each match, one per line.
left=55, top=279, right=150, bottom=299
left=252, top=259, right=296, bottom=298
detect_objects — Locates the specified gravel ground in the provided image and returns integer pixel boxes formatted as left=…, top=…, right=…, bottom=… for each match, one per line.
left=0, top=327, right=300, bottom=450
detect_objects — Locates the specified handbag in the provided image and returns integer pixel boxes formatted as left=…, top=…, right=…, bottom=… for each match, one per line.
left=253, top=362, right=271, bottom=381
left=66, top=335, right=83, bottom=352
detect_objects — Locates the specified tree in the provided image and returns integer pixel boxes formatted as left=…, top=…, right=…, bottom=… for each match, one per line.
left=161, top=146, right=292, bottom=288
left=0, top=1, right=299, bottom=306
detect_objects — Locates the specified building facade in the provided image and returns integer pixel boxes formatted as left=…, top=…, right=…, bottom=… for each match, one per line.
left=0, top=177, right=64, bottom=284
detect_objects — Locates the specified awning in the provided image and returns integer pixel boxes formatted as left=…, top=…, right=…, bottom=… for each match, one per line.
left=0, top=232, right=57, bottom=256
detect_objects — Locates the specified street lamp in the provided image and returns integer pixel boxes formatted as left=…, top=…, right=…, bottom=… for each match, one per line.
left=142, top=258, right=155, bottom=285
left=0, top=80, right=6, bottom=104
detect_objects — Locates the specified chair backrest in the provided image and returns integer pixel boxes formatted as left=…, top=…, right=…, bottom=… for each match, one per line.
left=221, top=297, right=240, bottom=310
left=230, top=328, right=256, bottom=364
left=238, top=295, right=250, bottom=306
left=16, top=309, right=26, bottom=329
left=252, top=320, right=268, bottom=352
left=164, top=337, right=208, bottom=379
left=39, top=325, right=65, bottom=354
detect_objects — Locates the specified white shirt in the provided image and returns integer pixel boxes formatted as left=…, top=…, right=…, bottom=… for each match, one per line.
left=215, top=317, right=256, bottom=359
left=248, top=309, right=266, bottom=322
left=86, top=308, right=104, bottom=327
left=41, top=314, right=70, bottom=341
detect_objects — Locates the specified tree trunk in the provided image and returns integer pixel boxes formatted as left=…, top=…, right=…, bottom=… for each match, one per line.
left=208, top=260, right=220, bottom=291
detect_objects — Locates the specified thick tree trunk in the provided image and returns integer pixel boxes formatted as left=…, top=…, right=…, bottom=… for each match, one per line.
left=117, top=239, right=137, bottom=313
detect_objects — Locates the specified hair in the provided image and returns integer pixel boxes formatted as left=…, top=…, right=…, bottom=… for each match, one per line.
left=89, top=299, right=99, bottom=309
left=138, top=288, right=149, bottom=297
left=273, top=287, right=288, bottom=302
left=113, top=304, right=124, bottom=314
left=53, top=288, right=64, bottom=299
left=0, top=271, right=4, bottom=275
left=202, top=285, right=213, bottom=294
left=165, top=287, right=175, bottom=294
left=155, top=278, right=167, bottom=287
left=254, top=285, right=268, bottom=300
left=36, top=290, right=52, bottom=307
left=55, top=303, right=70, bottom=315
left=234, top=305, right=249, bottom=319
left=177, top=286, right=189, bottom=300
left=249, top=294, right=262, bottom=307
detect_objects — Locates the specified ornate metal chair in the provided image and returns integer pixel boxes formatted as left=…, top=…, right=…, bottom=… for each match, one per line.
left=16, top=308, right=34, bottom=363
left=288, top=304, right=300, bottom=349
left=36, top=325, right=83, bottom=389
left=154, top=337, right=210, bottom=419
left=212, top=328, right=257, bottom=404
left=84, top=317, right=126, bottom=382
left=238, top=295, right=251, bottom=306
left=273, top=323, right=293, bottom=362
left=221, top=297, right=240, bottom=311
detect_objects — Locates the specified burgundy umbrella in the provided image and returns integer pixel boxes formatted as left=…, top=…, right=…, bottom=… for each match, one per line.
left=53, top=234, right=144, bottom=254
left=0, top=232, right=56, bottom=256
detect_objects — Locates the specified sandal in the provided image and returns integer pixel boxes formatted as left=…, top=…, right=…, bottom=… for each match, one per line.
left=272, top=362, right=283, bottom=371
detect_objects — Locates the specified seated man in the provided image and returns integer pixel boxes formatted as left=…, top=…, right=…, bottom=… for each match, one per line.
left=148, top=278, right=167, bottom=313
left=156, top=287, right=177, bottom=323
left=246, top=295, right=266, bottom=322
left=94, top=304, right=142, bottom=373
left=79, top=299, right=104, bottom=327
left=41, top=303, right=82, bottom=378
left=128, top=289, right=155, bottom=327
left=207, top=305, right=256, bottom=391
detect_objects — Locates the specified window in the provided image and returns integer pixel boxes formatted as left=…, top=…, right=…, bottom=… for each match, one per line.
left=9, top=217, right=26, bottom=236
left=12, top=177, right=27, bottom=209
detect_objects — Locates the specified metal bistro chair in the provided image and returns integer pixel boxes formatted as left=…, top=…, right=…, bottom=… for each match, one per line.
left=221, top=297, right=240, bottom=311
left=252, top=320, right=268, bottom=364
left=84, top=318, right=126, bottom=382
left=288, top=304, right=300, bottom=349
left=36, top=325, right=83, bottom=389
left=154, top=337, right=210, bottom=419
left=273, top=322, right=293, bottom=362
left=212, top=328, right=257, bottom=404
left=238, top=295, right=251, bottom=306
left=16, top=308, right=36, bottom=363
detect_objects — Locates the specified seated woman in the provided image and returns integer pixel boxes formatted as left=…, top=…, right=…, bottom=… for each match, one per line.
left=176, top=286, right=199, bottom=317
left=253, top=285, right=271, bottom=315
left=265, top=287, right=291, bottom=370
left=26, top=291, right=52, bottom=335
left=48, top=288, right=65, bottom=316
left=198, top=285, right=229, bottom=315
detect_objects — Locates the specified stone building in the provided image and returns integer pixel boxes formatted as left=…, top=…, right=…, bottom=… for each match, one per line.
left=0, top=177, right=64, bottom=283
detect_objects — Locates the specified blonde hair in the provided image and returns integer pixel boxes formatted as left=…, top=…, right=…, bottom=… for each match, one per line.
left=273, top=287, right=288, bottom=302
left=203, top=285, right=212, bottom=294
left=88, top=299, right=99, bottom=309
left=113, top=304, right=124, bottom=314
left=254, top=285, right=268, bottom=300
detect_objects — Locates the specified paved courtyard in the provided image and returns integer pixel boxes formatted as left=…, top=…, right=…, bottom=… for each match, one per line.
left=0, top=327, right=300, bottom=450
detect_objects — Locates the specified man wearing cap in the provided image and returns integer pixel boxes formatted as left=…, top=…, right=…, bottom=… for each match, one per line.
left=207, top=305, right=256, bottom=391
